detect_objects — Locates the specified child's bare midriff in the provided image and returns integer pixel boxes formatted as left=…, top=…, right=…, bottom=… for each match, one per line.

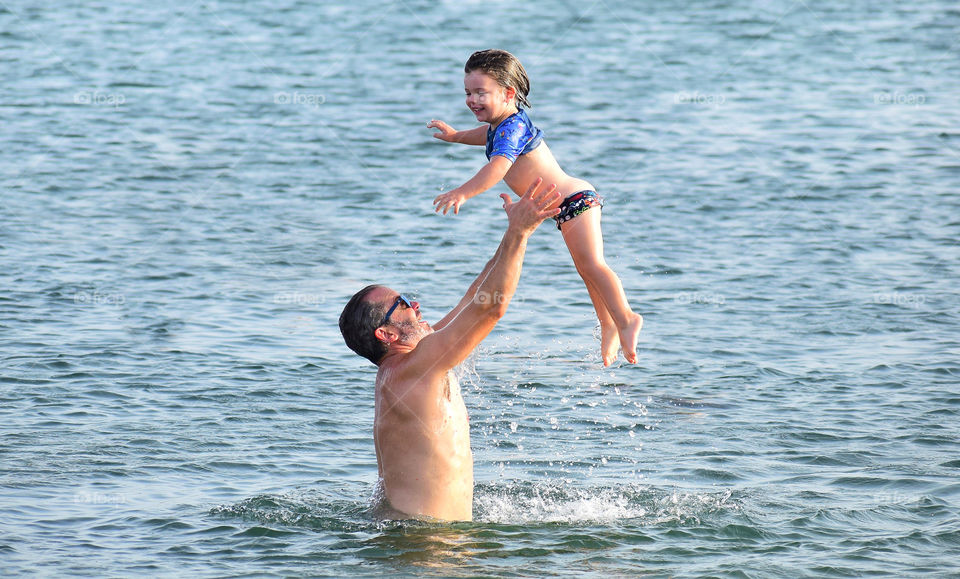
left=504, top=142, right=593, bottom=204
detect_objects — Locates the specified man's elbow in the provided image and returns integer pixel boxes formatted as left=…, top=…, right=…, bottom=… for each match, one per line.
left=476, top=291, right=511, bottom=320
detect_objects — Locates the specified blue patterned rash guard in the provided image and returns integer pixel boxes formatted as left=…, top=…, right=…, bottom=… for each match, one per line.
left=485, top=108, right=544, bottom=162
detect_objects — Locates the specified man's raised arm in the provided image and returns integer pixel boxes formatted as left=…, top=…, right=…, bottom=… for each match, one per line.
left=432, top=242, right=504, bottom=332
left=411, top=178, right=560, bottom=374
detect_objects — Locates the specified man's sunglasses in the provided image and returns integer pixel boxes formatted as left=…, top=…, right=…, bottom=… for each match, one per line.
left=381, top=294, right=413, bottom=327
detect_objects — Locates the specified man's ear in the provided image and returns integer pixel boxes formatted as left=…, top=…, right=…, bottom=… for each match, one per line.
left=374, top=326, right=396, bottom=344
left=504, top=86, right=516, bottom=104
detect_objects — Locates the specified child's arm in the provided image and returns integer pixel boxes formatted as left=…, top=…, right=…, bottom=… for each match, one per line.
left=433, top=156, right=512, bottom=215
left=428, top=120, right=487, bottom=146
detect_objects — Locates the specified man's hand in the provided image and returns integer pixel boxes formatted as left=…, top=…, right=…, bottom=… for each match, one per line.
left=427, top=119, right=457, bottom=142
left=434, top=189, right=468, bottom=215
left=501, top=178, right=561, bottom=235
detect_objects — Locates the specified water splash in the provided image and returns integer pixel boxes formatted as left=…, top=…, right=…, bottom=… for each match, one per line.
left=474, top=480, right=737, bottom=526
left=211, top=481, right=739, bottom=532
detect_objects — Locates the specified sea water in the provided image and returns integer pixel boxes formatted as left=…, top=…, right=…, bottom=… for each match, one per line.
left=2, top=0, right=959, bottom=576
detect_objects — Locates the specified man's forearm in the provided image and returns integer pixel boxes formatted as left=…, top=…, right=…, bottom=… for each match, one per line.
left=434, top=238, right=506, bottom=330
left=441, top=230, right=520, bottom=325
left=414, top=180, right=555, bottom=372
left=436, top=246, right=501, bottom=328
left=435, top=179, right=556, bottom=330
left=472, top=227, right=527, bottom=314
left=465, top=245, right=502, bottom=302
left=424, top=228, right=527, bottom=347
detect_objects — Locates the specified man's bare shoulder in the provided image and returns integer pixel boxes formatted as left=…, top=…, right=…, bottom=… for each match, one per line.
left=377, top=334, right=455, bottom=403
left=396, top=329, right=462, bottom=379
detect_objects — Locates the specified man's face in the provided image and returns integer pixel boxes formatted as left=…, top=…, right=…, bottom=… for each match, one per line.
left=370, top=287, right=432, bottom=346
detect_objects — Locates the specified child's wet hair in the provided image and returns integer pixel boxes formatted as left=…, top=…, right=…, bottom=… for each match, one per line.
left=465, top=49, right=531, bottom=108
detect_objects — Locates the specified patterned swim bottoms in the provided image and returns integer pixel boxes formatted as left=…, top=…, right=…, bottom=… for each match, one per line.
left=554, top=190, right=603, bottom=230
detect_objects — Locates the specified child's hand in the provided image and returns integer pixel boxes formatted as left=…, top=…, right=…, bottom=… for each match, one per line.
left=433, top=189, right=467, bottom=215
left=427, top=120, right=457, bottom=142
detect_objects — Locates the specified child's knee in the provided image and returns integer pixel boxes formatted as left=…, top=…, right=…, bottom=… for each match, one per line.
left=574, top=258, right=610, bottom=281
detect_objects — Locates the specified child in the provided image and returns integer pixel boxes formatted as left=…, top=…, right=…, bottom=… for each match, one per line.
left=427, top=49, right=643, bottom=366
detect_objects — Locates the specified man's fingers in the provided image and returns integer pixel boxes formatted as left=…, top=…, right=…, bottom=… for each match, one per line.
left=522, top=177, right=544, bottom=199
left=546, top=189, right=561, bottom=208
left=527, top=183, right=558, bottom=208
left=519, top=177, right=543, bottom=200
left=537, top=185, right=559, bottom=207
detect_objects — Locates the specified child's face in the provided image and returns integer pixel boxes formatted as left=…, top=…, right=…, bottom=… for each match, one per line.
left=464, top=70, right=516, bottom=125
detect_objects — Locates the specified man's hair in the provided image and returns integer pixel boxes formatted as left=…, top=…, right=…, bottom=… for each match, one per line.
left=339, top=284, right=388, bottom=365
left=465, top=49, right=531, bottom=109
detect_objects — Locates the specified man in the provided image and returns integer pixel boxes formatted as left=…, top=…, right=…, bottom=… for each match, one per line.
left=339, top=178, right=561, bottom=521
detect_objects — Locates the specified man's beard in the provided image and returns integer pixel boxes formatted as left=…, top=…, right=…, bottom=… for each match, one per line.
left=395, top=319, right=430, bottom=345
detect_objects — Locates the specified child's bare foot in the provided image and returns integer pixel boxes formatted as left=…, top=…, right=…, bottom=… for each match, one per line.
left=618, top=313, right=644, bottom=364
left=600, top=322, right=620, bottom=366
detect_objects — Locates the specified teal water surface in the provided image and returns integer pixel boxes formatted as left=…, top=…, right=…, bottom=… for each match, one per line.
left=2, top=0, right=959, bottom=576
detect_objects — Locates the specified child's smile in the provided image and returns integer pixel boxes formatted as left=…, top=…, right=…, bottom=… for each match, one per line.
left=464, top=70, right=516, bottom=127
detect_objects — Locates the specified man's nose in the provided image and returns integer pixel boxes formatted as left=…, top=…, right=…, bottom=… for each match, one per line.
left=411, top=300, right=420, bottom=311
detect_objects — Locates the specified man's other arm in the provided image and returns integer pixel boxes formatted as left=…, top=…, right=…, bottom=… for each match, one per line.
left=408, top=179, right=560, bottom=375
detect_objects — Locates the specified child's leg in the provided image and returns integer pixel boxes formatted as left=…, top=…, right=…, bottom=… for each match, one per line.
left=581, top=273, right=621, bottom=366
left=560, top=207, right=643, bottom=364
